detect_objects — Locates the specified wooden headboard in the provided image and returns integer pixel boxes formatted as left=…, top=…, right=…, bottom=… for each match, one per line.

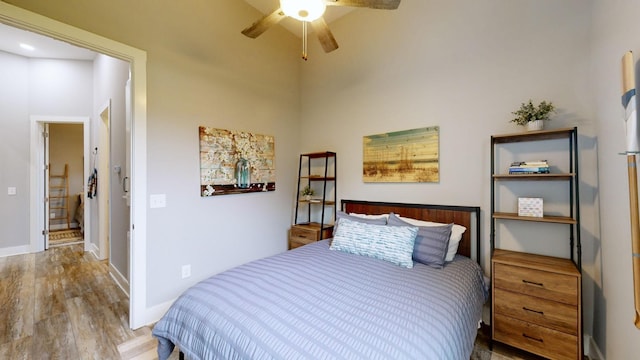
left=341, top=200, right=481, bottom=266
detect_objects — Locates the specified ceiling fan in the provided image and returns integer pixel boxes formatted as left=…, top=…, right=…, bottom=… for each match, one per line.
left=241, top=0, right=401, bottom=60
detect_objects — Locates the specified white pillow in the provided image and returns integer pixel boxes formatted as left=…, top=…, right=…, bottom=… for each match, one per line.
left=348, top=212, right=389, bottom=220
left=394, top=214, right=467, bottom=261
left=330, top=218, right=417, bottom=268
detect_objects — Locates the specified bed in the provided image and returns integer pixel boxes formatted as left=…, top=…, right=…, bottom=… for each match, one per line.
left=152, top=200, right=487, bottom=360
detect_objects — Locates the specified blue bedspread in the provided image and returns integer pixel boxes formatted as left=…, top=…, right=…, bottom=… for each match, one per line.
left=152, top=240, right=488, bottom=360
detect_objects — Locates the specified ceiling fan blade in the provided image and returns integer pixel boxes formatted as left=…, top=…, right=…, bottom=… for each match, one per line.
left=311, top=17, right=339, bottom=53
left=325, top=0, right=401, bottom=10
left=241, top=8, right=287, bottom=39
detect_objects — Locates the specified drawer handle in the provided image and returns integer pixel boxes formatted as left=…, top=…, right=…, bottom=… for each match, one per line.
left=522, top=333, right=544, bottom=343
left=523, top=307, right=544, bottom=315
left=522, top=279, right=544, bottom=287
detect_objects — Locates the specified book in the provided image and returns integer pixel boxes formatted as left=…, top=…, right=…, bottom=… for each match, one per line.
left=510, top=160, right=548, bottom=167
left=509, top=168, right=550, bottom=174
left=509, top=165, right=549, bottom=171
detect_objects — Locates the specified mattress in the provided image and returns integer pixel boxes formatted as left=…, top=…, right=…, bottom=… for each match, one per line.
left=152, top=240, right=488, bottom=360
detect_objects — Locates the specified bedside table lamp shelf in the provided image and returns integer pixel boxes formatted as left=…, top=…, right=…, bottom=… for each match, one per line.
left=290, top=152, right=336, bottom=249
left=490, top=127, right=582, bottom=359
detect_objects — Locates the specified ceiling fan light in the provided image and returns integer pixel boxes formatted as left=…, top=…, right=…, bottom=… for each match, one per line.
left=280, top=0, right=326, bottom=22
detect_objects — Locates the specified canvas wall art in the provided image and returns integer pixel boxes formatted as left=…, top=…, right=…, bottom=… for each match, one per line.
left=199, top=126, right=275, bottom=196
left=363, top=126, right=439, bottom=183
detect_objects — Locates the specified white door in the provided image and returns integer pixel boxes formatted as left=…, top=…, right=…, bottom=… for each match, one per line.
left=43, top=123, right=50, bottom=250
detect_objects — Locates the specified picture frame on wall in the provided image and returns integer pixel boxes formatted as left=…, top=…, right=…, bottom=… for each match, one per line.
left=363, top=126, right=440, bottom=183
left=199, top=126, right=276, bottom=196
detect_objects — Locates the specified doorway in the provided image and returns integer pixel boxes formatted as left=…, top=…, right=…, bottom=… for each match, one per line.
left=47, top=123, right=85, bottom=248
left=32, top=116, right=91, bottom=253
left=3, top=2, right=148, bottom=329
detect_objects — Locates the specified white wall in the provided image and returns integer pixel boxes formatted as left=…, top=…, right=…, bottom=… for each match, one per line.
left=591, top=0, right=640, bottom=358
left=0, top=53, right=92, bottom=254
left=300, top=0, right=598, bottom=342
left=0, top=51, right=29, bottom=251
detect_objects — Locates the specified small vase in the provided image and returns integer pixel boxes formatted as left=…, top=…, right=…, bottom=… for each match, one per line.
left=527, top=120, right=544, bottom=131
left=235, top=158, right=251, bottom=189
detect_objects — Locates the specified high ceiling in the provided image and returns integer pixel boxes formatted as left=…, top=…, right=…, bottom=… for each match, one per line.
left=0, top=1, right=352, bottom=60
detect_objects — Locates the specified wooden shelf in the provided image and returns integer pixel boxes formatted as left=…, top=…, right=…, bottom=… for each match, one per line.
left=493, top=212, right=577, bottom=224
left=302, top=151, right=336, bottom=159
left=293, top=152, right=337, bottom=249
left=301, top=176, right=336, bottom=181
left=299, top=200, right=336, bottom=205
left=491, top=127, right=575, bottom=144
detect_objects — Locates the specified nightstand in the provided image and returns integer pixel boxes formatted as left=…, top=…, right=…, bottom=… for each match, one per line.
left=288, top=223, right=333, bottom=249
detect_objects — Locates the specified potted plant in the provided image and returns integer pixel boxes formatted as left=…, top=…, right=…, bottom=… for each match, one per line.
left=510, top=100, right=555, bottom=131
left=301, top=185, right=314, bottom=201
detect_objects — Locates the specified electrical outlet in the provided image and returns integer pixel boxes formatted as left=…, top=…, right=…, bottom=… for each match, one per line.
left=181, top=264, right=191, bottom=279
left=7, top=187, right=16, bottom=195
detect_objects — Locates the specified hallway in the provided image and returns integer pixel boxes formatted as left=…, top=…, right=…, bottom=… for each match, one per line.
left=0, top=244, right=145, bottom=359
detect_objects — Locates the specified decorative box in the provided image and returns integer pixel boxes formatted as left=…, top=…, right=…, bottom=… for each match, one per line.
left=518, top=197, right=543, bottom=217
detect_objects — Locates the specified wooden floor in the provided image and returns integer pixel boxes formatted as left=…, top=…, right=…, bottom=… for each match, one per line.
left=0, top=243, right=149, bottom=359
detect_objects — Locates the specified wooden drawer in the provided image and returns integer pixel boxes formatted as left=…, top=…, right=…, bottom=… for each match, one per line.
left=288, top=224, right=334, bottom=250
left=494, top=263, right=578, bottom=305
left=290, top=226, right=319, bottom=241
left=289, top=234, right=316, bottom=249
left=494, top=288, right=577, bottom=335
left=494, top=314, right=578, bottom=360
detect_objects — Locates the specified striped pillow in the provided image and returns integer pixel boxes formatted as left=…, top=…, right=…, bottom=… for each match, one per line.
left=387, top=213, right=453, bottom=268
left=330, top=218, right=418, bottom=268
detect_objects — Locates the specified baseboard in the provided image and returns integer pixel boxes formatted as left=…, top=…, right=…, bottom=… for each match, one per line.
left=585, top=335, right=604, bottom=360
left=0, top=244, right=31, bottom=258
left=88, top=242, right=100, bottom=259
left=109, top=263, right=130, bottom=298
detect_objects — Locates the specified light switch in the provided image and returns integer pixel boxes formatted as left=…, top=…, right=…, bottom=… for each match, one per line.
left=7, top=187, right=16, bottom=195
left=150, top=194, right=166, bottom=208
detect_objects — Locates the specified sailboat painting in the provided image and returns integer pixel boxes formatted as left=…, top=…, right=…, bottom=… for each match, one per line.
left=363, top=126, right=440, bottom=183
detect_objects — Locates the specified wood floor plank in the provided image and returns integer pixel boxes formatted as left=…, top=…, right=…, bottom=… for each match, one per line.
left=0, top=253, right=35, bottom=344
left=32, top=313, right=80, bottom=359
left=0, top=334, right=32, bottom=360
left=66, top=295, right=119, bottom=359
left=34, top=274, right=66, bottom=322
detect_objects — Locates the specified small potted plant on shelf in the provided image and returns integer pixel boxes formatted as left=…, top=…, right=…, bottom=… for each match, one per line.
left=510, top=99, right=555, bottom=131
left=301, top=185, right=314, bottom=201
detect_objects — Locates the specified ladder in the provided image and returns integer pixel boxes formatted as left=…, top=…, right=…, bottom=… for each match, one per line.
left=49, top=163, right=71, bottom=230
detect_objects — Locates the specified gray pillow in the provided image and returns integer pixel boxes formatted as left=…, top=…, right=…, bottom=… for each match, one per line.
left=387, top=213, right=452, bottom=268
left=333, top=210, right=387, bottom=235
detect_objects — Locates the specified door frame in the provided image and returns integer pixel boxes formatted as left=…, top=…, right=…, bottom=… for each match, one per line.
left=1, top=2, right=149, bottom=329
left=98, top=100, right=111, bottom=260
left=31, top=116, right=91, bottom=253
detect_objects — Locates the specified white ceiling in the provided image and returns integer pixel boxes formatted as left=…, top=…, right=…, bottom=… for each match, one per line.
left=0, top=2, right=352, bottom=60
left=243, top=0, right=354, bottom=37
left=0, top=22, right=97, bottom=60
